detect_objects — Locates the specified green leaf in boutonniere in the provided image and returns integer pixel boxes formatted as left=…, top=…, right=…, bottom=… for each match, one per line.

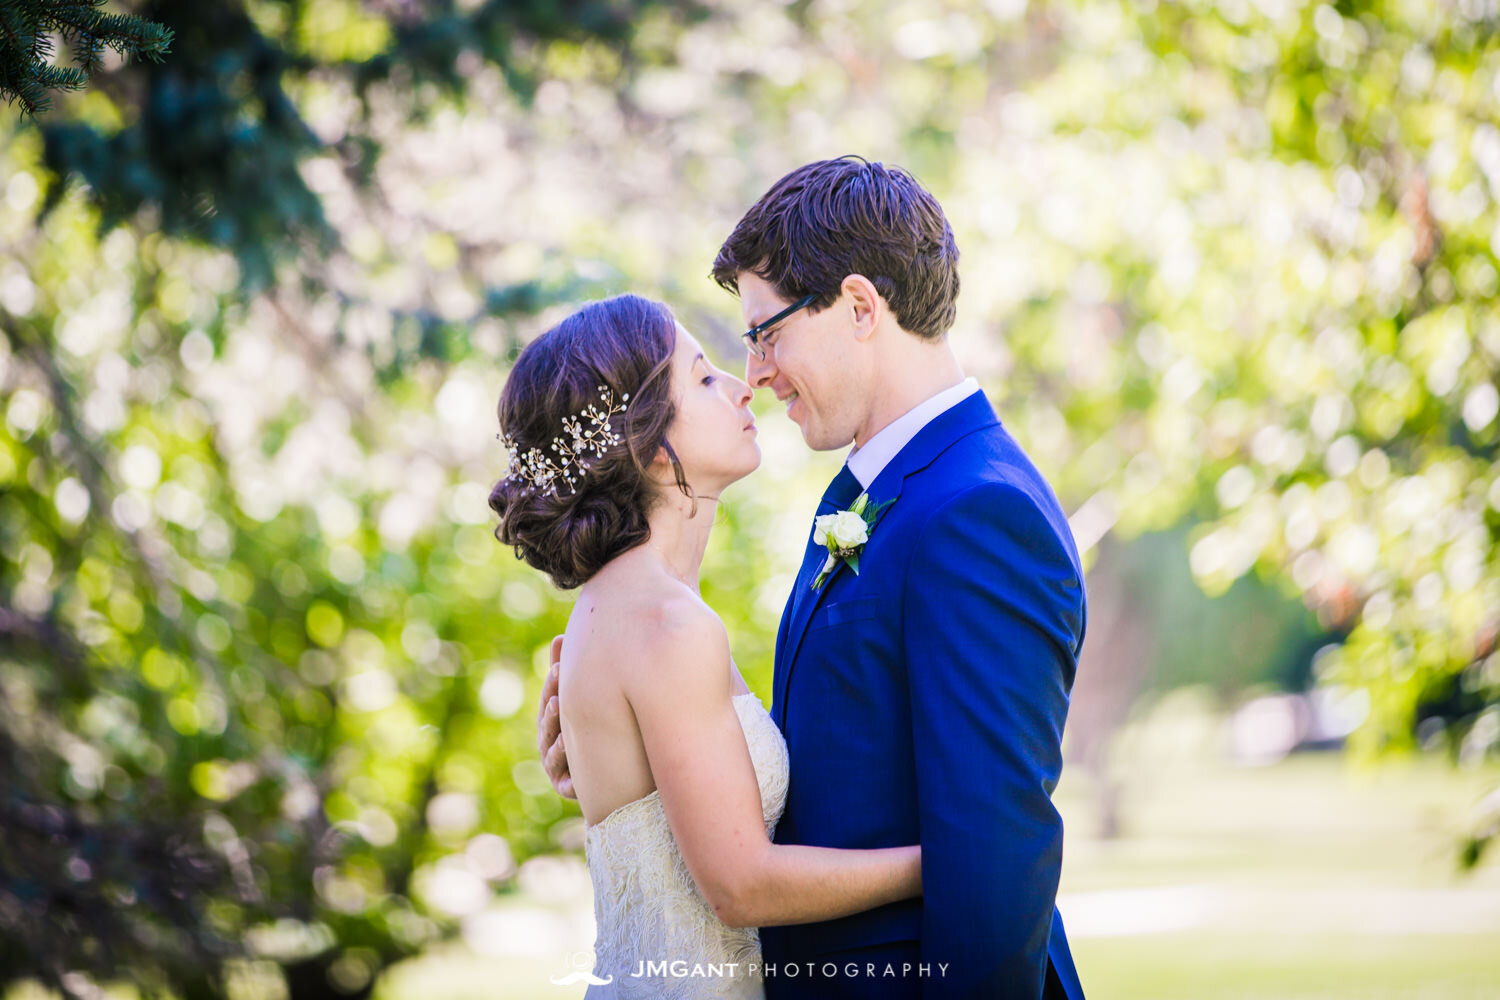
left=811, top=491, right=894, bottom=591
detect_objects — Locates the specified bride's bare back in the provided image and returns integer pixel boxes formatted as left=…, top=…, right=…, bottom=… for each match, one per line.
left=556, top=548, right=750, bottom=828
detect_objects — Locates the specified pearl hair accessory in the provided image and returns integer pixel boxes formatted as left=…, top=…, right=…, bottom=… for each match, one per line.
left=499, top=385, right=630, bottom=497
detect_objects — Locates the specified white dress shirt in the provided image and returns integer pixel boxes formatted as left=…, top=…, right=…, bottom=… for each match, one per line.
left=845, top=377, right=981, bottom=489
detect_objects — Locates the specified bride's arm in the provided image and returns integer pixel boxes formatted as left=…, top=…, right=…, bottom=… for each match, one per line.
left=625, top=600, right=921, bottom=930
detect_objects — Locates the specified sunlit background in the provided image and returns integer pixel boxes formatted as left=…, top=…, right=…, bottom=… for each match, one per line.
left=1, top=1, right=1498, bottom=998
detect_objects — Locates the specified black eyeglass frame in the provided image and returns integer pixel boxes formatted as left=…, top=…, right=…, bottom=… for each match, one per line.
left=740, top=294, right=818, bottom=360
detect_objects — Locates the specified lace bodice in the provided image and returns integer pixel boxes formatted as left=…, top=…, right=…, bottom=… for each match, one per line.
left=583, top=692, right=789, bottom=999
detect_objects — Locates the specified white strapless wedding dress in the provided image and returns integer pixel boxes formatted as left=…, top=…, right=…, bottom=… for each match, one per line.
left=584, top=693, right=789, bottom=999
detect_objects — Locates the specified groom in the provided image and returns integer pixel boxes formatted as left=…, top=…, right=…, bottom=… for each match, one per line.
left=539, top=157, right=1087, bottom=999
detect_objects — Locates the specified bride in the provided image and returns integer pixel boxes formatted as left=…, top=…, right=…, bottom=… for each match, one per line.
left=489, top=294, right=922, bottom=998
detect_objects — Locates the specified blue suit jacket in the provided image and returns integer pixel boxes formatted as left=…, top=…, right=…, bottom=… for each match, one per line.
left=759, top=391, right=1087, bottom=1000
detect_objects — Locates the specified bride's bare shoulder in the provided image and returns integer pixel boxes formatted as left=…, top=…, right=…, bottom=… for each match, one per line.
left=580, top=572, right=729, bottom=696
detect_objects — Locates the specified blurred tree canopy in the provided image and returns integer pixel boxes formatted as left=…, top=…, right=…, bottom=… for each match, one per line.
left=1, top=0, right=1498, bottom=997
left=1, top=1, right=692, bottom=996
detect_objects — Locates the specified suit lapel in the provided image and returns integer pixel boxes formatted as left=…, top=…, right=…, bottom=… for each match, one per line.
left=773, top=466, right=860, bottom=727
left=775, top=531, right=841, bottom=729
left=774, top=391, right=1002, bottom=729
left=777, top=473, right=905, bottom=721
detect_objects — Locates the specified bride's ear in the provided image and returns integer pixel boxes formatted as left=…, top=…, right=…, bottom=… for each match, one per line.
left=652, top=438, right=677, bottom=470
left=652, top=437, right=687, bottom=486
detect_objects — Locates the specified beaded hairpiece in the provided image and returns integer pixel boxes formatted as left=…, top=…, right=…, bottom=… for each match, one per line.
left=499, top=385, right=630, bottom=497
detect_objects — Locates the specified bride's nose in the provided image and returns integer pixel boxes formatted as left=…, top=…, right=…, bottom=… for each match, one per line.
left=726, top=371, right=753, bottom=407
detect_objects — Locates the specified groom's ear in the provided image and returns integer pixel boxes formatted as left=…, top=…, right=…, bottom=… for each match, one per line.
left=840, top=274, right=884, bottom=344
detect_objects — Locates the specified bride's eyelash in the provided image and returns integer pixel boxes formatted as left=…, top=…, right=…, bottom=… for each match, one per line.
left=701, top=374, right=716, bottom=386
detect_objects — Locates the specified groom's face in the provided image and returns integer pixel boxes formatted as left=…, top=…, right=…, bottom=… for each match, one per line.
left=738, top=272, right=865, bottom=452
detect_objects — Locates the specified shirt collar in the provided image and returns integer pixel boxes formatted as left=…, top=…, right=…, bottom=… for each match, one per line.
left=845, top=377, right=981, bottom=489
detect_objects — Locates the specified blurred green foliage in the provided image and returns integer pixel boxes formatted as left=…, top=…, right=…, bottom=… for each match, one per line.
left=2, top=1, right=691, bottom=996
left=1, top=0, right=1498, bottom=997
left=1105, top=528, right=1330, bottom=696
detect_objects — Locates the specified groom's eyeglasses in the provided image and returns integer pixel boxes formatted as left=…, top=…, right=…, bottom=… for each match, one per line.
left=741, top=294, right=818, bottom=360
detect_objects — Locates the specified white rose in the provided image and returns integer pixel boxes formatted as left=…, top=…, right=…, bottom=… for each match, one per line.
left=814, top=510, right=869, bottom=552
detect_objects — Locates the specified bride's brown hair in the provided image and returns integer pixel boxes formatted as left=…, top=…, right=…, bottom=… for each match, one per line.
left=489, top=294, right=690, bottom=589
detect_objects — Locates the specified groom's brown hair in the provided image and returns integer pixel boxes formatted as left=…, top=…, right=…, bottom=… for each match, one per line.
left=711, top=156, right=960, bottom=341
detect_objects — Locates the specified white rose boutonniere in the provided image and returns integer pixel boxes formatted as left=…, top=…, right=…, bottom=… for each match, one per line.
left=811, top=492, right=893, bottom=591
left=814, top=510, right=868, bottom=551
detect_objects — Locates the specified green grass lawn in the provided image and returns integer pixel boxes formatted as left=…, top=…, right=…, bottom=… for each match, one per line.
left=388, top=694, right=1500, bottom=1000
left=1072, top=933, right=1500, bottom=1000
left=1051, top=695, right=1500, bottom=999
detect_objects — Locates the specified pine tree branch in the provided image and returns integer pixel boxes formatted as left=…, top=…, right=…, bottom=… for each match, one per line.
left=32, top=60, right=83, bottom=90
left=0, top=4, right=43, bottom=113
left=72, top=31, right=102, bottom=73
left=0, top=0, right=172, bottom=117
left=37, top=1, right=105, bottom=31
left=78, top=11, right=172, bottom=60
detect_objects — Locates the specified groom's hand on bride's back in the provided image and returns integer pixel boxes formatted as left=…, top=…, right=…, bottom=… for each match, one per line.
left=536, top=635, right=576, bottom=800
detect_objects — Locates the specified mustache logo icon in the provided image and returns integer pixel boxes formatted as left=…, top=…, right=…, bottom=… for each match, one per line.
left=549, top=971, right=615, bottom=986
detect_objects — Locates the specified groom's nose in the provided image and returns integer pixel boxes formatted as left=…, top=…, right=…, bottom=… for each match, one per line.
left=745, top=348, right=776, bottom=390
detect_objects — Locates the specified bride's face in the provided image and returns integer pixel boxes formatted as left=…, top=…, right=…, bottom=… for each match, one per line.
left=660, top=324, right=761, bottom=496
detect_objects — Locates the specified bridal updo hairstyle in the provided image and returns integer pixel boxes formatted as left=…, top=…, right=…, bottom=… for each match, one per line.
left=490, top=294, right=689, bottom=590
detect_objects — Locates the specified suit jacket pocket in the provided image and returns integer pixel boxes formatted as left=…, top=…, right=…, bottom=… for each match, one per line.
left=808, top=598, right=880, bottom=631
